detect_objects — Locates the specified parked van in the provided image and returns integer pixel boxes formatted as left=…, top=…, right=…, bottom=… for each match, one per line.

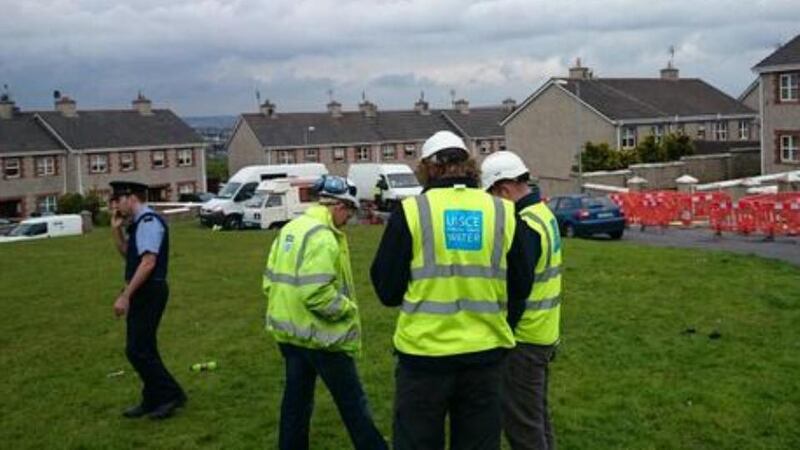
left=242, top=178, right=318, bottom=230
left=200, top=164, right=327, bottom=229
left=0, top=215, right=83, bottom=244
left=347, top=164, right=422, bottom=210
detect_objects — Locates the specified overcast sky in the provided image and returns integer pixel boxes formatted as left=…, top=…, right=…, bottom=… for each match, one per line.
left=1, top=0, right=798, bottom=117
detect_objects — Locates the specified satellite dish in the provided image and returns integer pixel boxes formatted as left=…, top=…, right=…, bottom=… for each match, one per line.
left=53, top=90, right=61, bottom=100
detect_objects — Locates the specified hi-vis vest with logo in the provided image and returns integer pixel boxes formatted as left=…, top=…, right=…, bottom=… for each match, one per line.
left=395, top=186, right=517, bottom=356
left=516, top=202, right=562, bottom=346
left=263, top=205, right=361, bottom=355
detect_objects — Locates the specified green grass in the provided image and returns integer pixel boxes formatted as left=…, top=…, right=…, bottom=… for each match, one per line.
left=1, top=222, right=799, bottom=449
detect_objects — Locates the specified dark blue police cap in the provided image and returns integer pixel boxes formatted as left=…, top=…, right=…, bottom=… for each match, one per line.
left=110, top=181, right=148, bottom=200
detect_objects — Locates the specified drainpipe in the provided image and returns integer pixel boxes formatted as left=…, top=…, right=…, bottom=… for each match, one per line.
left=199, top=146, right=208, bottom=192
left=76, top=153, right=84, bottom=194
left=758, top=77, right=765, bottom=175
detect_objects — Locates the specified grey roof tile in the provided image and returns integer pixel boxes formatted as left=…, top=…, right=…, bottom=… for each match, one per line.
left=754, top=34, right=800, bottom=69
left=442, top=107, right=510, bottom=138
left=0, top=113, right=64, bottom=154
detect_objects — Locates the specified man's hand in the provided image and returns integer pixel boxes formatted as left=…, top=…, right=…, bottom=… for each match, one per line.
left=111, top=207, right=124, bottom=229
left=114, top=294, right=130, bottom=317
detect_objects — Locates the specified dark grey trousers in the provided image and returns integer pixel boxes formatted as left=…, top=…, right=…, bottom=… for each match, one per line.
left=502, top=343, right=556, bottom=450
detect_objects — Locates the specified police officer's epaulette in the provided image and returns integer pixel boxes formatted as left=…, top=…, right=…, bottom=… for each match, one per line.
left=143, top=216, right=154, bottom=223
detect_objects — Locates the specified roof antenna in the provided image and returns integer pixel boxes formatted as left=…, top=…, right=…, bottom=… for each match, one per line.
left=53, top=90, right=61, bottom=100
left=420, top=90, right=425, bottom=101
left=327, top=89, right=334, bottom=102
left=449, top=89, right=456, bottom=106
left=361, top=90, right=367, bottom=102
left=1, top=84, right=8, bottom=102
left=668, top=45, right=676, bottom=68
left=255, top=89, right=261, bottom=104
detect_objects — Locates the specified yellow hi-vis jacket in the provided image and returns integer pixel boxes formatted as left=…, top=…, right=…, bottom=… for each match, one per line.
left=515, top=202, right=562, bottom=346
left=263, top=205, right=361, bottom=355
left=395, top=186, right=517, bottom=356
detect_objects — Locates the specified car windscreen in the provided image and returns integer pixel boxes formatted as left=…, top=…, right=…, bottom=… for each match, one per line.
left=581, top=196, right=617, bottom=208
left=387, top=173, right=420, bottom=188
left=217, top=182, right=242, bottom=199
left=9, top=222, right=47, bottom=237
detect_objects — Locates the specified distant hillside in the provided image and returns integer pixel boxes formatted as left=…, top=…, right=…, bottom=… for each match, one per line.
left=182, top=115, right=237, bottom=129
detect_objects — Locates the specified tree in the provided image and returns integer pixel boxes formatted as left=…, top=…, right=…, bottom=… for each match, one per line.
left=663, top=133, right=694, bottom=160
left=582, top=142, right=623, bottom=172
left=635, top=136, right=667, bottom=163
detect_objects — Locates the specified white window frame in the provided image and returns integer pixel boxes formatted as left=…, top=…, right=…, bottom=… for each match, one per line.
left=621, top=127, right=636, bottom=149
left=152, top=150, right=166, bottom=169
left=357, top=146, right=371, bottom=161
left=90, top=154, right=108, bottom=173
left=178, top=183, right=195, bottom=195
left=780, top=73, right=799, bottom=101
left=3, top=158, right=21, bottom=178
left=304, top=148, right=319, bottom=162
left=498, top=140, right=507, bottom=151
left=36, top=156, right=55, bottom=177
left=278, top=150, right=295, bottom=164
left=714, top=121, right=728, bottom=141
left=404, top=143, right=416, bottom=157
left=781, top=135, right=798, bottom=162
left=738, top=121, right=749, bottom=140
left=37, top=195, right=58, bottom=213
left=478, top=140, right=491, bottom=154
left=651, top=125, right=664, bottom=144
left=120, top=152, right=135, bottom=172
left=381, top=144, right=395, bottom=160
left=333, top=147, right=346, bottom=163
left=177, top=149, right=193, bottom=167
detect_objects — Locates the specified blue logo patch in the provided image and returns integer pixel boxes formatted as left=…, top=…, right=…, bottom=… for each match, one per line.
left=444, top=210, right=483, bottom=251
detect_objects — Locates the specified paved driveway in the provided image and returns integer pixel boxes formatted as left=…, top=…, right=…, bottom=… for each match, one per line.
left=619, top=227, right=800, bottom=266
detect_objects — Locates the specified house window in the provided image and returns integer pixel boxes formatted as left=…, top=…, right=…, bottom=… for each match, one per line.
left=714, top=121, right=728, bottom=141
left=178, top=182, right=196, bottom=195
left=779, top=73, right=799, bottom=101
left=738, top=121, right=750, bottom=140
left=152, top=150, right=166, bottom=169
left=36, top=157, right=56, bottom=177
left=119, top=153, right=135, bottom=172
left=333, top=147, right=346, bottom=163
left=621, top=127, right=636, bottom=149
left=479, top=140, right=492, bottom=154
left=404, top=143, right=416, bottom=157
left=381, top=144, right=395, bottom=161
left=304, top=148, right=319, bottom=162
left=36, top=195, right=58, bottom=214
left=3, top=158, right=21, bottom=179
left=651, top=125, right=664, bottom=144
left=498, top=140, right=507, bottom=151
left=177, top=149, right=193, bottom=167
left=278, top=150, right=295, bottom=164
left=90, top=154, right=109, bottom=173
left=697, top=124, right=706, bottom=140
left=781, top=135, right=798, bottom=162
left=357, top=146, right=371, bottom=161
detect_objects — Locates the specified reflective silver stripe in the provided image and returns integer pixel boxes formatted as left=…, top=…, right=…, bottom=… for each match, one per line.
left=416, top=195, right=436, bottom=269
left=411, top=193, right=506, bottom=281
left=525, top=296, right=560, bottom=311
left=319, top=293, right=346, bottom=318
left=264, top=269, right=335, bottom=286
left=411, top=264, right=506, bottom=280
left=339, top=284, right=351, bottom=298
left=295, top=224, right=331, bottom=277
left=268, top=317, right=359, bottom=345
left=522, top=211, right=552, bottom=268
left=533, top=266, right=561, bottom=283
left=402, top=299, right=506, bottom=315
left=490, top=196, right=505, bottom=269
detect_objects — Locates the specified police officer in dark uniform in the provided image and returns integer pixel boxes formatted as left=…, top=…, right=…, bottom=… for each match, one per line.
left=109, top=181, right=186, bottom=420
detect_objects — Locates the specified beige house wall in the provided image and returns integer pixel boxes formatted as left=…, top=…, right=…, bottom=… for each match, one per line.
left=760, top=72, right=800, bottom=174
left=227, top=120, right=266, bottom=175
left=504, top=84, right=616, bottom=196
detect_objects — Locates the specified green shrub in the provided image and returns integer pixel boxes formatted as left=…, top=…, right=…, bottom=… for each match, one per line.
left=57, top=193, right=84, bottom=214
left=94, top=210, right=111, bottom=227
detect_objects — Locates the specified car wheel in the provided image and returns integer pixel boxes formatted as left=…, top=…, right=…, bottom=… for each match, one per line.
left=564, top=224, right=576, bottom=238
left=609, top=230, right=624, bottom=240
left=223, top=215, right=242, bottom=230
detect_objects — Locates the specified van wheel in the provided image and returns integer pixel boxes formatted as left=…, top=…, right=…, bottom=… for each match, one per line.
left=268, top=221, right=286, bottom=230
left=609, top=230, right=624, bottom=240
left=223, top=215, right=242, bottom=230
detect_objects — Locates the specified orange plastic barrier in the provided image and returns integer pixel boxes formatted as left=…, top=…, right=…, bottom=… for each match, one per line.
left=610, top=191, right=731, bottom=228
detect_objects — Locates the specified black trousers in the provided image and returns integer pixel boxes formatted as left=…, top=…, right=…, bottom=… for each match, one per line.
left=502, top=344, right=556, bottom=450
left=125, top=282, right=184, bottom=409
left=393, top=361, right=504, bottom=450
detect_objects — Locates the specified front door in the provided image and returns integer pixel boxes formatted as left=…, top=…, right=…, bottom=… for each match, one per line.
left=0, top=199, right=23, bottom=218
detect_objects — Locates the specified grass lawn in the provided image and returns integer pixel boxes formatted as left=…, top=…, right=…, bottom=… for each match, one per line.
left=1, top=222, right=799, bottom=449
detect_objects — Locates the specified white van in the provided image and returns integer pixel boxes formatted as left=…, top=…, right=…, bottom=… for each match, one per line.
left=347, top=164, right=422, bottom=210
left=0, top=215, right=83, bottom=244
left=242, top=178, right=318, bottom=230
left=200, top=164, right=327, bottom=229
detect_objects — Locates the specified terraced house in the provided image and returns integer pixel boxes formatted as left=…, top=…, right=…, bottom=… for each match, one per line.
left=752, top=33, right=800, bottom=174
left=502, top=62, right=759, bottom=195
left=227, top=96, right=514, bottom=176
left=0, top=94, right=206, bottom=218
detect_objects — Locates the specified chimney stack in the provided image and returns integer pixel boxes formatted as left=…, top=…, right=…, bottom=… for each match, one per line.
left=414, top=92, right=430, bottom=115
left=0, top=94, right=14, bottom=120
left=260, top=99, right=277, bottom=118
left=502, top=97, right=517, bottom=112
left=453, top=98, right=469, bottom=115
left=568, top=58, right=591, bottom=80
left=132, top=92, right=153, bottom=115
left=660, top=62, right=679, bottom=80
left=55, top=95, right=77, bottom=117
left=327, top=100, right=342, bottom=118
left=359, top=99, right=377, bottom=118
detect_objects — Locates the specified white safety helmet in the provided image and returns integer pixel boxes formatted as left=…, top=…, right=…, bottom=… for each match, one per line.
left=420, top=130, right=469, bottom=161
left=480, top=150, right=530, bottom=191
left=314, top=175, right=360, bottom=209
